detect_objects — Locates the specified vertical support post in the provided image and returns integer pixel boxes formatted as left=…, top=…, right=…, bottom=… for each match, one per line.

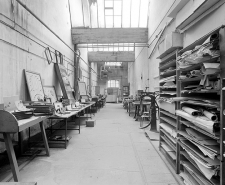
left=74, top=44, right=79, bottom=100
left=39, top=121, right=50, bottom=156
left=65, top=119, right=68, bottom=149
left=176, top=50, right=181, bottom=174
left=219, top=28, right=225, bottom=185
left=3, top=133, right=20, bottom=182
left=89, top=61, right=92, bottom=96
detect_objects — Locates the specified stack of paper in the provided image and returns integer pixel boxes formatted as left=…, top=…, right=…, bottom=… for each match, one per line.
left=176, top=110, right=215, bottom=134
left=180, top=140, right=220, bottom=180
left=181, top=160, right=217, bottom=185
left=159, top=75, right=176, bottom=83
left=159, top=123, right=177, bottom=138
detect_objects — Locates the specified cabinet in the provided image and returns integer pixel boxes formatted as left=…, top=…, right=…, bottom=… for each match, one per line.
left=122, top=86, right=129, bottom=97
left=158, top=26, right=225, bottom=185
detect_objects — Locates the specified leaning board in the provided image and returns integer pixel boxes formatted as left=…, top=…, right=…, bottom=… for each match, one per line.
left=43, top=86, right=58, bottom=103
left=78, top=81, right=87, bottom=96
left=24, top=70, right=45, bottom=101
left=54, top=63, right=74, bottom=101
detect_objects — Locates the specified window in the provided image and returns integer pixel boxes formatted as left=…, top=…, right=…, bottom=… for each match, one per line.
left=86, top=43, right=135, bottom=51
left=107, top=80, right=119, bottom=88
left=105, top=62, right=122, bottom=66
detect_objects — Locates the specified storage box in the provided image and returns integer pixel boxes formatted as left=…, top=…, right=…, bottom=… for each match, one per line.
left=158, top=32, right=183, bottom=58
left=86, top=120, right=96, bottom=127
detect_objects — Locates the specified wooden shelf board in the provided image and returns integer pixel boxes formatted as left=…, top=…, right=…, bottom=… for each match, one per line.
left=161, top=70, right=176, bottom=77
left=158, top=47, right=182, bottom=59
left=161, top=135, right=176, bottom=152
left=160, top=110, right=177, bottom=119
left=159, top=50, right=177, bottom=63
left=179, top=76, right=202, bottom=82
left=160, top=116, right=177, bottom=127
left=160, top=86, right=177, bottom=89
left=160, top=129, right=176, bottom=146
left=159, top=60, right=176, bottom=70
left=159, top=146, right=176, bottom=170
left=181, top=90, right=220, bottom=94
left=161, top=143, right=176, bottom=160
left=181, top=101, right=219, bottom=109
left=180, top=74, right=219, bottom=82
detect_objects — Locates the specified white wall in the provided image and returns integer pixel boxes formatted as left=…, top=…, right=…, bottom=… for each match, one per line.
left=0, top=0, right=78, bottom=152
left=129, top=0, right=225, bottom=94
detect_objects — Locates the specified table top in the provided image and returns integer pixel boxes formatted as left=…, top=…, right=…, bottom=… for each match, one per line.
left=18, top=116, right=47, bottom=132
left=49, top=102, right=95, bottom=119
left=0, top=102, right=96, bottom=133
left=132, top=101, right=151, bottom=105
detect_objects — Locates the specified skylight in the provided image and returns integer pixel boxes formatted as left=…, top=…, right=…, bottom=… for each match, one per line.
left=105, top=62, right=122, bottom=66
left=85, top=43, right=135, bottom=51
left=70, top=0, right=149, bottom=28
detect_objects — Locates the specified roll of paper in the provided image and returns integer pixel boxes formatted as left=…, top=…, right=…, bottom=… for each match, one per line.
left=190, top=70, right=201, bottom=76
left=182, top=106, right=202, bottom=116
left=203, top=110, right=217, bottom=122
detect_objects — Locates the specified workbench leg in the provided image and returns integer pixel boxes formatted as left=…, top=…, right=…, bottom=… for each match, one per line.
left=3, top=133, right=20, bottom=182
left=39, top=121, right=50, bottom=156
left=65, top=119, right=67, bottom=149
left=129, top=102, right=131, bottom=116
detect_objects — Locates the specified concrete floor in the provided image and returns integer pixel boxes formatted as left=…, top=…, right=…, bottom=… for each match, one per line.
left=14, top=103, right=179, bottom=185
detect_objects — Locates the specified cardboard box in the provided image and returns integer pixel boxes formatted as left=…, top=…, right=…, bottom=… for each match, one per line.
left=86, top=120, right=96, bottom=127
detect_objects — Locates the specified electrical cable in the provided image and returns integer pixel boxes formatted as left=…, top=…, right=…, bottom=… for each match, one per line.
left=0, top=13, right=74, bottom=66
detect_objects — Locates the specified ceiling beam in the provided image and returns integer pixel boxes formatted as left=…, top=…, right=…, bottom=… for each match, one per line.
left=72, top=28, right=148, bottom=44
left=88, top=51, right=135, bottom=62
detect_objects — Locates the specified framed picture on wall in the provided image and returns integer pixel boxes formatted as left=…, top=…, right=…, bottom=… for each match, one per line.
left=78, top=81, right=87, bottom=96
left=24, top=70, right=45, bottom=101
left=43, top=86, right=58, bottom=103
left=45, top=47, right=53, bottom=64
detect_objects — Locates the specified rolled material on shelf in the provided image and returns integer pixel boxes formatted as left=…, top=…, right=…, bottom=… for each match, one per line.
left=176, top=110, right=215, bottom=134
left=203, top=110, right=218, bottom=122
left=210, top=32, right=219, bottom=41
left=190, top=70, right=201, bottom=76
left=182, top=106, right=202, bottom=116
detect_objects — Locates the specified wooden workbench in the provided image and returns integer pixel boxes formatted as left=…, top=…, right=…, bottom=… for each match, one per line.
left=0, top=110, right=50, bottom=182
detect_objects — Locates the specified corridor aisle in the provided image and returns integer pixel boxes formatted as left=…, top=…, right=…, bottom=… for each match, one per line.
left=17, top=103, right=179, bottom=185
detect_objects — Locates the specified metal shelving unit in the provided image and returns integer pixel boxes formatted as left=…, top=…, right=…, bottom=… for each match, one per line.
left=158, top=48, right=180, bottom=173
left=176, top=26, right=225, bottom=185
left=158, top=26, right=225, bottom=185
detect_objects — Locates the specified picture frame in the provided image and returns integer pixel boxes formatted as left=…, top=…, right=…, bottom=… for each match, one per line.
left=24, top=70, right=45, bottom=101
left=43, top=86, right=58, bottom=103
left=44, top=47, right=53, bottom=64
